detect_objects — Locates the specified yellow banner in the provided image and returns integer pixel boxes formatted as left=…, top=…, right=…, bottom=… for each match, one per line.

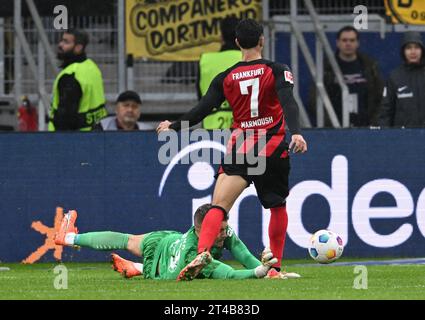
left=385, top=0, right=425, bottom=25
left=126, top=0, right=262, bottom=61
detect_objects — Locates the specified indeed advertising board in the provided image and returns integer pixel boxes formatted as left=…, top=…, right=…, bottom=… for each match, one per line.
left=0, top=129, right=424, bottom=263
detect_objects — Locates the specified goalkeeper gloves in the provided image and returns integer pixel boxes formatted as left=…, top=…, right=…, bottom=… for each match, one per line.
left=254, top=247, right=278, bottom=278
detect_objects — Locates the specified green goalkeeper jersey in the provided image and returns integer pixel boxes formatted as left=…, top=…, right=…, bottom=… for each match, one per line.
left=147, top=226, right=261, bottom=280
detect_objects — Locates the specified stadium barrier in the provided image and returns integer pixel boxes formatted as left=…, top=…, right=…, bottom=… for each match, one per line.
left=0, top=128, right=424, bottom=263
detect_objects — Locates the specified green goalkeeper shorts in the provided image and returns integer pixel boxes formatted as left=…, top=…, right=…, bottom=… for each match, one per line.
left=140, top=231, right=181, bottom=279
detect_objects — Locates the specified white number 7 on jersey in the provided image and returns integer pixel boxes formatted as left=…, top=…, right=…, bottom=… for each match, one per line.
left=239, top=78, right=259, bottom=118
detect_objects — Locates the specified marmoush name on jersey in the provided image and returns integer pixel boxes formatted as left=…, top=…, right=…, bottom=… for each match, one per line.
left=240, top=116, right=274, bottom=129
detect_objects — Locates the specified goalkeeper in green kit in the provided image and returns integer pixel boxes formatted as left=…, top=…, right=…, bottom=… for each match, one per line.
left=54, top=204, right=288, bottom=280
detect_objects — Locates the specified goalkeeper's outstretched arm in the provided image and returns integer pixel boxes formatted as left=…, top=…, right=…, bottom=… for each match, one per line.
left=209, top=260, right=271, bottom=280
left=210, top=260, right=256, bottom=279
left=209, top=252, right=277, bottom=279
left=225, top=227, right=261, bottom=269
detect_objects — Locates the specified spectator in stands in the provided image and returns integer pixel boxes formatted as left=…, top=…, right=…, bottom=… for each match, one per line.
left=161, top=62, right=198, bottom=85
left=48, top=29, right=107, bottom=131
left=379, top=31, right=425, bottom=127
left=197, top=16, right=242, bottom=129
left=310, top=26, right=383, bottom=127
left=94, top=91, right=151, bottom=131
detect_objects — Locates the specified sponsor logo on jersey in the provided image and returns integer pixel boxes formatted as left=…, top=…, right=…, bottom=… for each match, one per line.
left=226, top=226, right=234, bottom=237
left=168, top=233, right=189, bottom=272
left=284, top=71, right=294, bottom=84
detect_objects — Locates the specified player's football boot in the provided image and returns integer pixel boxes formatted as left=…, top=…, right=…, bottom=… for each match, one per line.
left=176, top=251, right=212, bottom=281
left=281, top=270, right=301, bottom=279
left=265, top=268, right=288, bottom=279
left=111, top=253, right=142, bottom=279
left=54, top=210, right=79, bottom=246
left=279, top=265, right=301, bottom=278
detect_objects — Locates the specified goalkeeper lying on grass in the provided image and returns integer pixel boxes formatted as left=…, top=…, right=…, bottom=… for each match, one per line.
left=54, top=203, right=298, bottom=280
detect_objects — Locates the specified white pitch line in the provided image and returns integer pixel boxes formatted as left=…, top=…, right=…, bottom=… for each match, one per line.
left=292, top=258, right=425, bottom=267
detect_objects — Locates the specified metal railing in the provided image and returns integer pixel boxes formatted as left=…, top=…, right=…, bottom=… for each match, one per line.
left=2, top=4, right=198, bottom=119
left=270, top=0, right=386, bottom=16
left=4, top=14, right=119, bottom=96
left=289, top=17, right=341, bottom=127
left=1, top=0, right=406, bottom=130
left=303, top=0, right=351, bottom=127
left=268, top=0, right=385, bottom=128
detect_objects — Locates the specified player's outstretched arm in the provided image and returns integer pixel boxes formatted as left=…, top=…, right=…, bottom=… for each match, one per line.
left=210, top=260, right=257, bottom=279
left=209, top=249, right=277, bottom=279
left=225, top=227, right=262, bottom=269
left=273, top=64, right=307, bottom=153
left=278, top=86, right=307, bottom=153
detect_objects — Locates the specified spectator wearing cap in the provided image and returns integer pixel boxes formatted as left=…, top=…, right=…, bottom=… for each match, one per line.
left=94, top=91, right=151, bottom=131
left=379, top=31, right=425, bottom=127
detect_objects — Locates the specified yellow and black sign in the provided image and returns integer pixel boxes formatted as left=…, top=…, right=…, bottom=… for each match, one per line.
left=126, top=0, right=261, bottom=61
left=385, top=0, right=425, bottom=25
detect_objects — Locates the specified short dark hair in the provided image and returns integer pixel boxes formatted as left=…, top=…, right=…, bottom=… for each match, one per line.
left=235, top=19, right=263, bottom=49
left=194, top=204, right=213, bottom=229
left=337, top=26, right=359, bottom=40
left=220, top=16, right=240, bottom=44
left=65, top=29, right=89, bottom=49
left=193, top=204, right=229, bottom=229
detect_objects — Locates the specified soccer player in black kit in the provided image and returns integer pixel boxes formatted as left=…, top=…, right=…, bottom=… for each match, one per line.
left=157, top=19, right=307, bottom=280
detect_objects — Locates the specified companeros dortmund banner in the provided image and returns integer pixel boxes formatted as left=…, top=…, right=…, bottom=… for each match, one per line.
left=126, top=0, right=261, bottom=61
left=385, top=0, right=425, bottom=25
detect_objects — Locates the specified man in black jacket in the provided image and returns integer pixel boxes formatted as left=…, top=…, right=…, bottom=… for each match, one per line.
left=379, top=31, right=425, bottom=127
left=310, top=26, right=383, bottom=127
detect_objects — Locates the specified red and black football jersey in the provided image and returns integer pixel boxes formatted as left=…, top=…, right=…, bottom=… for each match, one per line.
left=170, top=58, right=300, bottom=137
left=222, top=60, right=293, bottom=131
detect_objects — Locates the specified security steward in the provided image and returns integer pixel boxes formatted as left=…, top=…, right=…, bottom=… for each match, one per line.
left=198, top=17, right=242, bottom=129
left=48, top=29, right=107, bottom=131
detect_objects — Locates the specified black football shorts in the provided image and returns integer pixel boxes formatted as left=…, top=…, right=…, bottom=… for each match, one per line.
left=216, top=149, right=290, bottom=209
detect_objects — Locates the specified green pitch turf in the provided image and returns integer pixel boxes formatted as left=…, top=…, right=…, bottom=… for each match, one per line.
left=1, top=259, right=425, bottom=300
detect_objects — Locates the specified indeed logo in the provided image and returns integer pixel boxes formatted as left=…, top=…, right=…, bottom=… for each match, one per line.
left=287, top=155, right=425, bottom=249
left=158, top=139, right=425, bottom=251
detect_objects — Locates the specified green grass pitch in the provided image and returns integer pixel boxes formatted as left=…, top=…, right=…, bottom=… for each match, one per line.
left=1, top=259, right=425, bottom=300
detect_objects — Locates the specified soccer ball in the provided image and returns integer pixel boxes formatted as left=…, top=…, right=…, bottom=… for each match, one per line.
left=308, top=229, right=344, bottom=264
